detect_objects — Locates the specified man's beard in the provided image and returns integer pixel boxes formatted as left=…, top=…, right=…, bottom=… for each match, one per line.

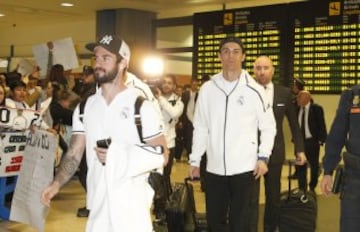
left=94, top=66, right=118, bottom=84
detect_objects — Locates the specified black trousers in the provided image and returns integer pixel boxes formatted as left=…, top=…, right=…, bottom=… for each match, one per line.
left=153, top=147, right=175, bottom=215
left=205, top=171, right=258, bottom=232
left=174, top=125, right=184, bottom=160
left=78, top=152, right=87, bottom=191
left=200, top=154, right=207, bottom=191
left=182, top=121, right=194, bottom=159
left=298, top=137, right=320, bottom=191
left=263, top=163, right=282, bottom=232
left=341, top=152, right=360, bottom=231
left=163, top=147, right=175, bottom=195
left=250, top=163, right=282, bottom=232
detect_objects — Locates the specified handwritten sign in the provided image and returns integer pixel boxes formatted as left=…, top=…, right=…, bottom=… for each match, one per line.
left=32, top=37, right=79, bottom=78
left=17, top=58, right=35, bottom=77
left=10, top=130, right=57, bottom=232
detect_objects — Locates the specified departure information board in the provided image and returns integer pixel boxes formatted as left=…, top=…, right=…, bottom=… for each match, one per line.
left=291, top=1, right=360, bottom=93
left=193, top=5, right=288, bottom=84
left=193, top=0, right=360, bottom=94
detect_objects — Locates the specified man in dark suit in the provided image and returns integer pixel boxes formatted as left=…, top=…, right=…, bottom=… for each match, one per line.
left=180, top=79, right=199, bottom=159
left=296, top=90, right=327, bottom=192
left=253, top=55, right=307, bottom=232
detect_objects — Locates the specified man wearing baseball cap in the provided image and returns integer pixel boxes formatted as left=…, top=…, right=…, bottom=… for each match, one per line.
left=88, top=35, right=168, bottom=222
left=87, top=35, right=163, bottom=115
left=41, top=34, right=168, bottom=232
left=86, top=35, right=131, bottom=65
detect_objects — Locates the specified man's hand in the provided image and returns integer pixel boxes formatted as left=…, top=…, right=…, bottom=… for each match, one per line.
left=189, top=166, right=200, bottom=179
left=153, top=87, right=161, bottom=99
left=94, top=146, right=108, bottom=165
left=321, top=174, right=333, bottom=196
left=41, top=181, right=60, bottom=207
left=253, top=160, right=268, bottom=179
left=295, top=152, right=307, bottom=165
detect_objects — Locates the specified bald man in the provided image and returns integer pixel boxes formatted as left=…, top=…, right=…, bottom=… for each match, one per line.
left=296, top=90, right=327, bottom=193
left=253, top=55, right=306, bottom=232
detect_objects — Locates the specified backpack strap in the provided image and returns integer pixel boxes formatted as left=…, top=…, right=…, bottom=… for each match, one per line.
left=79, top=99, right=87, bottom=123
left=134, top=96, right=145, bottom=143
left=78, top=95, right=145, bottom=141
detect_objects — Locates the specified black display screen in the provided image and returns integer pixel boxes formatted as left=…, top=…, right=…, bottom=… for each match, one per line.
left=193, top=0, right=360, bottom=93
left=291, top=1, right=360, bottom=93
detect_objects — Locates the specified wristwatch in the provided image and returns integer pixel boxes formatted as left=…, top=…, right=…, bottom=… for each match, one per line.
left=257, top=156, right=269, bottom=164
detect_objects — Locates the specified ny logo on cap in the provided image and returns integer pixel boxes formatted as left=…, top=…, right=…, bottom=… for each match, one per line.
left=100, top=35, right=113, bottom=45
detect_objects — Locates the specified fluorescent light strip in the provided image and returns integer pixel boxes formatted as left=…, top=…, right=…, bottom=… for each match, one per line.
left=61, top=3, right=74, bottom=7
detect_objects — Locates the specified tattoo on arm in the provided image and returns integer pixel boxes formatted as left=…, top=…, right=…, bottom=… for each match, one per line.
left=54, top=134, right=85, bottom=187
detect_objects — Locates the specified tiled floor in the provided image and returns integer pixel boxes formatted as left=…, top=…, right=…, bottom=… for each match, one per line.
left=0, top=159, right=333, bottom=232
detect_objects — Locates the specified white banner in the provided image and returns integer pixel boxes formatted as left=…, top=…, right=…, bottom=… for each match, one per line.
left=0, top=131, right=28, bottom=177
left=10, top=129, right=57, bottom=232
left=32, top=37, right=79, bottom=78
left=0, top=106, right=43, bottom=130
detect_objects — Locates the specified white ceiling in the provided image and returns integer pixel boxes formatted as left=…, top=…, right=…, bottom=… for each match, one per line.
left=0, top=0, right=306, bottom=28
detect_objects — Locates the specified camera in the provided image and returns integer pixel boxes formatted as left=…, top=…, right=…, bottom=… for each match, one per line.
left=96, top=138, right=112, bottom=148
left=146, top=78, right=163, bottom=96
left=331, top=166, right=343, bottom=194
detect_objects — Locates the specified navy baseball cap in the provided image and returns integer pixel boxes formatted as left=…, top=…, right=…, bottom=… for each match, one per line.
left=86, top=34, right=131, bottom=63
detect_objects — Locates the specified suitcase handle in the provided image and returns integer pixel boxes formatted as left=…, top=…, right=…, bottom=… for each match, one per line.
left=185, top=177, right=201, bottom=183
left=285, top=159, right=310, bottom=199
left=286, top=159, right=296, bottom=196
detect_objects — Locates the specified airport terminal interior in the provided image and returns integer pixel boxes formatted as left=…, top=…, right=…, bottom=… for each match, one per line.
left=0, top=157, right=341, bottom=232
left=0, top=0, right=356, bottom=231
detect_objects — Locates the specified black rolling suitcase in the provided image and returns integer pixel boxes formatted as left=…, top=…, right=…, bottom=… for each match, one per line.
left=279, top=160, right=317, bottom=232
left=165, top=179, right=191, bottom=232
left=165, top=178, right=208, bottom=232
left=185, top=178, right=208, bottom=232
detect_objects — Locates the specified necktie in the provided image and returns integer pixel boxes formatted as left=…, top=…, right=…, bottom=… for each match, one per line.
left=301, top=107, right=306, bottom=138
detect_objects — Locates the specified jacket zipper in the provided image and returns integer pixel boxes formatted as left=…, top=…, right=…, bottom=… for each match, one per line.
left=223, top=95, right=229, bottom=175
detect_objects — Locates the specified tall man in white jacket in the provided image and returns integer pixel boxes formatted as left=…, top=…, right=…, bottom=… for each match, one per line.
left=189, top=37, right=276, bottom=232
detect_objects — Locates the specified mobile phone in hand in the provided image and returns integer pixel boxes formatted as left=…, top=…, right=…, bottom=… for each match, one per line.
left=96, top=138, right=112, bottom=148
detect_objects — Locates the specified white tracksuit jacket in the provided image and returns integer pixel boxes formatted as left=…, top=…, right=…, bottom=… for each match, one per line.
left=189, top=70, right=276, bottom=176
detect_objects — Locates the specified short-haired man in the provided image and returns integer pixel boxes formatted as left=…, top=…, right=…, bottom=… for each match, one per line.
left=296, top=90, right=327, bottom=192
left=153, top=73, right=184, bottom=222
left=189, top=37, right=276, bottom=231
left=253, top=55, right=306, bottom=232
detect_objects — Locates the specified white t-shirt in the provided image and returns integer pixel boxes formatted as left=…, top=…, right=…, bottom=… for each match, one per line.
left=72, top=87, right=162, bottom=210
